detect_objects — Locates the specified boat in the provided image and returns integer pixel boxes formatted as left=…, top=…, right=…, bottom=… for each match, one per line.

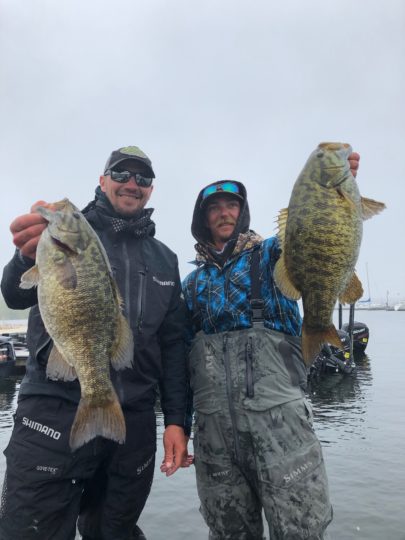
left=341, top=321, right=369, bottom=356
left=310, top=302, right=370, bottom=383
left=0, top=336, right=17, bottom=378
left=356, top=300, right=386, bottom=311
left=308, top=329, right=357, bottom=382
left=355, top=263, right=387, bottom=310
left=336, top=302, right=370, bottom=357
left=394, top=302, right=405, bottom=311
left=1, top=331, right=28, bottom=374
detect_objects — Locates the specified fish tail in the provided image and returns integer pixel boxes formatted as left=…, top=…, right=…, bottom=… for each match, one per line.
left=69, top=394, right=126, bottom=451
left=302, top=322, right=343, bottom=366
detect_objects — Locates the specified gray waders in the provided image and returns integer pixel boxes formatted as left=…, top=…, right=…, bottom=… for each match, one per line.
left=189, top=326, right=332, bottom=540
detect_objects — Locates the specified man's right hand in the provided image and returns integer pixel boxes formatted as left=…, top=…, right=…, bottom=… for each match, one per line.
left=10, top=201, right=51, bottom=260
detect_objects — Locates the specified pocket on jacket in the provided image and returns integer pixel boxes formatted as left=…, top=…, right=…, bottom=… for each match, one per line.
left=242, top=330, right=305, bottom=411
left=240, top=333, right=285, bottom=411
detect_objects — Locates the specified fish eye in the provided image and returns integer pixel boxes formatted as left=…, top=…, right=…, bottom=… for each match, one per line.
left=72, top=212, right=80, bottom=219
left=316, top=151, right=324, bottom=158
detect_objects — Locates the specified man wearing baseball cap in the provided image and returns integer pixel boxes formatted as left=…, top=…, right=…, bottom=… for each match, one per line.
left=1, top=146, right=189, bottom=540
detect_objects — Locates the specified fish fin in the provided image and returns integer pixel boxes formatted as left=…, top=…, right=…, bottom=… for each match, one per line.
left=274, top=256, right=301, bottom=300
left=111, top=314, right=134, bottom=371
left=360, top=197, right=386, bottom=220
left=108, top=273, right=134, bottom=371
left=274, top=207, right=301, bottom=299
left=336, top=187, right=357, bottom=209
left=20, top=265, right=40, bottom=289
left=109, top=272, right=125, bottom=309
left=276, top=208, right=289, bottom=252
left=302, top=322, right=343, bottom=366
left=338, top=273, right=363, bottom=304
left=55, top=259, right=77, bottom=290
left=69, top=394, right=126, bottom=451
left=46, top=345, right=77, bottom=381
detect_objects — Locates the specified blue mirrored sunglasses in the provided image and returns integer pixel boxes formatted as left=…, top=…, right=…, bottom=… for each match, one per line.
left=202, top=181, right=239, bottom=200
left=105, top=169, right=154, bottom=187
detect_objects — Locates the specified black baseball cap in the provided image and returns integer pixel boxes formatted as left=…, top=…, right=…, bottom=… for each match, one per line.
left=104, top=146, right=155, bottom=178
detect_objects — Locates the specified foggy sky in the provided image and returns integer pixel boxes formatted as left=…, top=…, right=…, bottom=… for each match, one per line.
left=1, top=0, right=404, bottom=305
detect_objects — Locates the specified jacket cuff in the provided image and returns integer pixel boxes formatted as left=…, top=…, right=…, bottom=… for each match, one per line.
left=164, top=414, right=186, bottom=430
left=183, top=411, right=193, bottom=437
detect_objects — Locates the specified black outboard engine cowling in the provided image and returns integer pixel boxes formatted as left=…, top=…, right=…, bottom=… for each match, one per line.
left=330, top=329, right=351, bottom=361
left=341, top=321, right=369, bottom=355
left=308, top=328, right=356, bottom=381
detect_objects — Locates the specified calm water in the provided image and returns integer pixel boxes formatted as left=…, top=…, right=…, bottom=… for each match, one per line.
left=1, top=311, right=405, bottom=540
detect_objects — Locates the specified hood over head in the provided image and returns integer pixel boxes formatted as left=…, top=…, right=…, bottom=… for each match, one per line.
left=191, top=180, right=250, bottom=248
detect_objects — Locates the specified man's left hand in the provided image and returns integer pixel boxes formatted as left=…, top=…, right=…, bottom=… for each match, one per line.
left=349, top=152, right=360, bottom=178
left=160, top=425, right=187, bottom=477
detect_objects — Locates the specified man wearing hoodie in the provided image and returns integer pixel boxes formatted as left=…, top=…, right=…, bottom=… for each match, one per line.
left=0, top=146, right=188, bottom=540
left=182, top=154, right=360, bottom=539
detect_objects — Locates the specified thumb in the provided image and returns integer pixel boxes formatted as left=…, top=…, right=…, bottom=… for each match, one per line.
left=31, top=200, right=54, bottom=213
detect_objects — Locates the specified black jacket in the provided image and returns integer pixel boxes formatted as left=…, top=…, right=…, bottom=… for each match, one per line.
left=1, top=197, right=187, bottom=428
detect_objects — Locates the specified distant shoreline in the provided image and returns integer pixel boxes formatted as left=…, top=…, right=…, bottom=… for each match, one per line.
left=0, top=319, right=28, bottom=334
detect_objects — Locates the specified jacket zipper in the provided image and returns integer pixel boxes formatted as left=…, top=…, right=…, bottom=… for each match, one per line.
left=223, top=334, right=241, bottom=461
left=35, top=335, right=52, bottom=366
left=122, top=240, right=131, bottom=316
left=223, top=260, right=237, bottom=300
left=224, top=270, right=231, bottom=299
left=246, top=336, right=254, bottom=398
left=137, top=267, right=148, bottom=332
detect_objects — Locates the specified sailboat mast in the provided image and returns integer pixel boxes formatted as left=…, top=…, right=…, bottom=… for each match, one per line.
left=365, top=262, right=371, bottom=302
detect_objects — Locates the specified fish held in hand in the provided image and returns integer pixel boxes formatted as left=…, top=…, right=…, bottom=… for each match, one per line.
left=20, top=198, right=134, bottom=450
left=274, top=142, right=385, bottom=365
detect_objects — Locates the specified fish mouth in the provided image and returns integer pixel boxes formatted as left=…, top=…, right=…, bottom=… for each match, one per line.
left=319, top=142, right=351, bottom=151
left=51, top=236, right=77, bottom=255
left=323, top=165, right=345, bottom=172
left=319, top=165, right=348, bottom=188
left=320, top=175, right=348, bottom=189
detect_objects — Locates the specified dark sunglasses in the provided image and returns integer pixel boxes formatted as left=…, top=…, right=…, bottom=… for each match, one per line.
left=105, top=169, right=154, bottom=187
left=202, top=181, right=240, bottom=200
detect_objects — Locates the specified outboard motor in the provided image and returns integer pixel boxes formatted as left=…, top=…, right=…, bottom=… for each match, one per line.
left=330, top=329, right=351, bottom=361
left=341, top=321, right=369, bottom=356
left=308, top=328, right=356, bottom=381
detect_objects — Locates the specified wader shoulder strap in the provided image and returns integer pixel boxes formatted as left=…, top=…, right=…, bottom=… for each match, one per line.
left=250, top=247, right=265, bottom=322
left=189, top=249, right=264, bottom=330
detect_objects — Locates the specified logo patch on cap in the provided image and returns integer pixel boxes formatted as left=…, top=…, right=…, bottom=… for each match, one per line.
left=119, top=146, right=148, bottom=159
